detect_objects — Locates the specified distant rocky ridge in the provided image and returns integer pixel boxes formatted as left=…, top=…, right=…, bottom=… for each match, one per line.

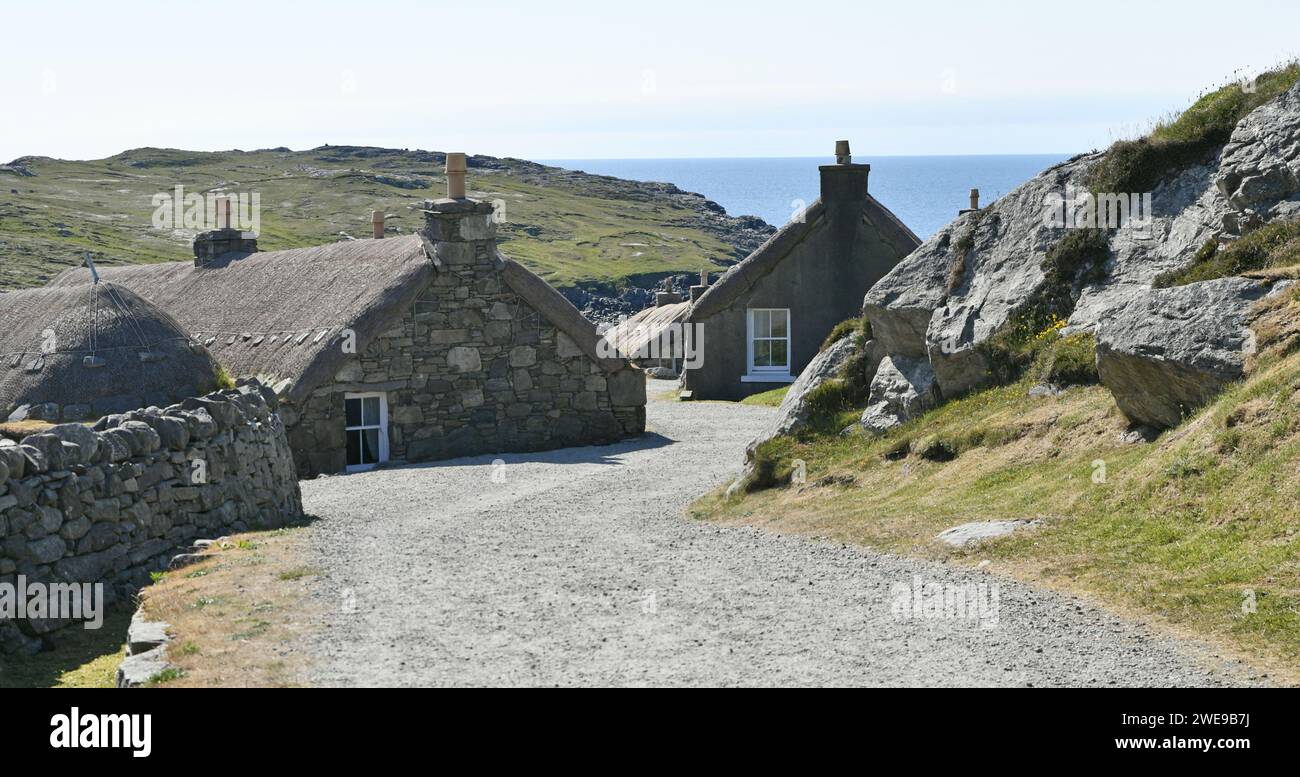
left=230, top=147, right=774, bottom=323
left=0, top=145, right=775, bottom=310
left=301, top=146, right=777, bottom=259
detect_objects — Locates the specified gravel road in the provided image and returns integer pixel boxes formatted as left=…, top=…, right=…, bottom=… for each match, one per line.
left=302, top=380, right=1262, bottom=687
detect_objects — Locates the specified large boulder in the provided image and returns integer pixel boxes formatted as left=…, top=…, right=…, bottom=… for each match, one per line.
left=1095, top=278, right=1281, bottom=429
left=859, top=353, right=939, bottom=434
left=764, top=335, right=865, bottom=440
left=863, top=154, right=1098, bottom=397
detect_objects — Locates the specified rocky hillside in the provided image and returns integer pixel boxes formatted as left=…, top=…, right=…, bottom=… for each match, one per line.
left=861, top=65, right=1300, bottom=433
left=0, top=146, right=774, bottom=320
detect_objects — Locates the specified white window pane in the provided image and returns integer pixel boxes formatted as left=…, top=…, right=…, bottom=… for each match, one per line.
left=771, top=311, right=788, bottom=338
left=362, top=429, right=381, bottom=464
left=770, top=339, right=788, bottom=367
left=754, top=310, right=770, bottom=336
left=363, top=397, right=381, bottom=427
left=347, top=429, right=362, bottom=465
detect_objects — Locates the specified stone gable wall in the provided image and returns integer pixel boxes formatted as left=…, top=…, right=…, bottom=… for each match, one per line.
left=283, top=258, right=646, bottom=478
left=0, top=380, right=302, bottom=654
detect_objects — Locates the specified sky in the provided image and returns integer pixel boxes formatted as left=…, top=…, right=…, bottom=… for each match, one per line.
left=1, top=0, right=1297, bottom=162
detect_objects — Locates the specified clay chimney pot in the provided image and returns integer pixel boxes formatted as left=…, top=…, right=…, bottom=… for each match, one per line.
left=446, top=152, right=468, bottom=199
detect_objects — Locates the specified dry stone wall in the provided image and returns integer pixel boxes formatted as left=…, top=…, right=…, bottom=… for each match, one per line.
left=0, top=380, right=302, bottom=654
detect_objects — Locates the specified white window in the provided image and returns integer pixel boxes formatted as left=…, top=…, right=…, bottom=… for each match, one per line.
left=344, top=393, right=389, bottom=472
left=745, top=308, right=794, bottom=382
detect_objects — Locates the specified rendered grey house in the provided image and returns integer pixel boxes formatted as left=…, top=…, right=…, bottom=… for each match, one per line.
left=50, top=158, right=647, bottom=477
left=681, top=143, right=920, bottom=400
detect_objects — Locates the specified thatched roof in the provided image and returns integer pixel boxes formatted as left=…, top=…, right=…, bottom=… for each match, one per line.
left=50, top=234, right=629, bottom=402
left=0, top=282, right=220, bottom=415
left=690, top=196, right=920, bottom=320
left=51, top=236, right=436, bottom=402
left=599, top=300, right=691, bottom=360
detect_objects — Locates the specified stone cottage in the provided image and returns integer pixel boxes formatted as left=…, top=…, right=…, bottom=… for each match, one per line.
left=680, top=142, right=920, bottom=400
left=51, top=157, right=647, bottom=477
left=0, top=280, right=223, bottom=423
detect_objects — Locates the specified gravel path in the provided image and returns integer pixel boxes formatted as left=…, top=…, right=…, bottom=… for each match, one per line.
left=302, top=380, right=1262, bottom=687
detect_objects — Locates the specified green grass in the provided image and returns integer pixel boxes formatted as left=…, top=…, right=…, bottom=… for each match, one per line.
left=741, top=386, right=790, bottom=407
left=276, top=566, right=318, bottom=581
left=0, top=608, right=131, bottom=688
left=146, top=667, right=185, bottom=686
left=1155, top=219, right=1300, bottom=287
left=820, top=317, right=871, bottom=353
left=0, top=147, right=742, bottom=292
left=1088, top=61, right=1300, bottom=195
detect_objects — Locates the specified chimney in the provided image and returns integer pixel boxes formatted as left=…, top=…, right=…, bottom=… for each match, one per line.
left=655, top=291, right=683, bottom=307
left=372, top=210, right=385, bottom=239
left=215, top=197, right=231, bottom=229
left=194, top=196, right=257, bottom=267
left=960, top=188, right=981, bottom=215
left=689, top=270, right=710, bottom=302
left=415, top=154, right=497, bottom=270
left=819, top=139, right=870, bottom=202
left=446, top=152, right=468, bottom=199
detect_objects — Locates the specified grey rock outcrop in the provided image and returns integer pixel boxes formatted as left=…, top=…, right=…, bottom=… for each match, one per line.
left=859, top=354, right=939, bottom=434
left=1095, top=278, right=1281, bottom=428
left=863, top=154, right=1098, bottom=398
left=862, top=79, right=1300, bottom=415
left=1216, top=83, right=1300, bottom=219
left=1075, top=81, right=1300, bottom=329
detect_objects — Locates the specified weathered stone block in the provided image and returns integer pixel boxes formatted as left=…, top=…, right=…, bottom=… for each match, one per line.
left=447, top=346, right=482, bottom=373
left=607, top=368, right=647, bottom=407
left=509, top=346, right=537, bottom=368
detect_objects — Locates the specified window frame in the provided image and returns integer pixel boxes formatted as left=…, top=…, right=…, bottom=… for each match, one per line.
left=343, top=392, right=390, bottom=473
left=744, top=307, right=794, bottom=382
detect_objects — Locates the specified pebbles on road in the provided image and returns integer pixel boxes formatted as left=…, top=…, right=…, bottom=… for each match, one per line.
left=301, top=380, right=1260, bottom=687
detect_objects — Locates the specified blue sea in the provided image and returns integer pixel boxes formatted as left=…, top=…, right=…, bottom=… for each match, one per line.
left=540, top=154, right=1073, bottom=240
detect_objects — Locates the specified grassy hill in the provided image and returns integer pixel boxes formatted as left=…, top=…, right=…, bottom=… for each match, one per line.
left=0, top=146, right=772, bottom=292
